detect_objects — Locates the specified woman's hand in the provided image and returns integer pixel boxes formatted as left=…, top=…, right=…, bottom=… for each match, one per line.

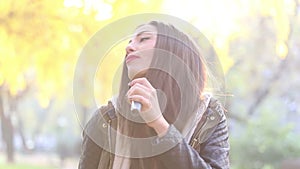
left=127, top=77, right=170, bottom=136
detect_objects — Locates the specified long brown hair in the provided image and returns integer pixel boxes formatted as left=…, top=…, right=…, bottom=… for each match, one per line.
left=115, top=21, right=207, bottom=167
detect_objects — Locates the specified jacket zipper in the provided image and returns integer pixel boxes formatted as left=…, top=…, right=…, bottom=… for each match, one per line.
left=190, top=113, right=210, bottom=149
left=107, top=119, right=113, bottom=169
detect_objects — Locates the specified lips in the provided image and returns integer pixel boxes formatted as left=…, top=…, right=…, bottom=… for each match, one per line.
left=126, top=55, right=140, bottom=63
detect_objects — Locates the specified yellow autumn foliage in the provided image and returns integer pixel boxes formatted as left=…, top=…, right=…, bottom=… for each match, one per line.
left=0, top=0, right=293, bottom=107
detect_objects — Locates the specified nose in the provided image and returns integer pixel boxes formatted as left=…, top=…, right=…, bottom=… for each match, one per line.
left=126, top=41, right=136, bottom=55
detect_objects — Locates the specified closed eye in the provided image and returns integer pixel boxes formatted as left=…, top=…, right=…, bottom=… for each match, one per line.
left=140, top=37, right=150, bottom=42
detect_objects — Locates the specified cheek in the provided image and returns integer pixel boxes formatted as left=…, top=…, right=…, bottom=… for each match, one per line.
left=144, top=43, right=155, bottom=49
left=144, top=39, right=156, bottom=49
left=143, top=50, right=154, bottom=64
left=151, top=39, right=156, bottom=48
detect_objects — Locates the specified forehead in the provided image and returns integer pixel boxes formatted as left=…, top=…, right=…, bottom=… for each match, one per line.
left=134, top=24, right=157, bottom=35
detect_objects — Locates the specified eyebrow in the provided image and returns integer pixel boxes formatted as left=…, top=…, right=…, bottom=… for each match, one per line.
left=136, top=31, right=153, bottom=37
left=128, top=31, right=154, bottom=43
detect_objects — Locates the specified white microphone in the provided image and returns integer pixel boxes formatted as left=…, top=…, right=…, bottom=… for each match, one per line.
left=131, top=100, right=142, bottom=113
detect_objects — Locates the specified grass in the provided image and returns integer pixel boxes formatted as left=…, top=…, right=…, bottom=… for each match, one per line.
left=0, top=153, right=79, bottom=169
left=0, top=163, right=56, bottom=169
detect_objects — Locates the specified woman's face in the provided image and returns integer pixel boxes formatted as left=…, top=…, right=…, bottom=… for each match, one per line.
left=125, top=24, right=157, bottom=80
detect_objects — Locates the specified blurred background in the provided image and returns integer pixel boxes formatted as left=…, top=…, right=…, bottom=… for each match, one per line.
left=0, top=0, right=300, bottom=169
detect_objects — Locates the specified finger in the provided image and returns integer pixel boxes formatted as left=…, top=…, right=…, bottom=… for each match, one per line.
left=127, top=86, right=150, bottom=105
left=128, top=95, right=151, bottom=111
left=129, top=77, right=153, bottom=89
left=127, top=83, right=151, bottom=98
left=129, top=95, right=162, bottom=123
left=129, top=79, right=156, bottom=98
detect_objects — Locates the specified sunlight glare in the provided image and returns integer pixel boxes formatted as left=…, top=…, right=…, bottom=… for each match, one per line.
left=276, top=41, right=288, bottom=59
left=64, top=0, right=83, bottom=8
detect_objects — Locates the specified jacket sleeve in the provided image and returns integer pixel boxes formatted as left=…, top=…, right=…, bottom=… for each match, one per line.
left=78, top=111, right=103, bottom=169
left=78, top=130, right=102, bottom=169
left=153, top=114, right=230, bottom=169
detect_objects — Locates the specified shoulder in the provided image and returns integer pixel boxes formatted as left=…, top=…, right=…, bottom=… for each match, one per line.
left=81, top=101, right=117, bottom=146
left=87, top=100, right=117, bottom=123
left=206, top=97, right=227, bottom=121
left=83, top=101, right=117, bottom=134
left=190, top=96, right=228, bottom=146
left=98, top=100, right=117, bottom=122
left=199, top=94, right=227, bottom=128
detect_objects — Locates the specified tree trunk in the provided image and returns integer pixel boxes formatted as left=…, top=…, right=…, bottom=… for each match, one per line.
left=0, top=95, right=15, bottom=163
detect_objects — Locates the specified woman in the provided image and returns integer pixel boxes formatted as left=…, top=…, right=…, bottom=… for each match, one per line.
left=78, top=21, right=230, bottom=169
